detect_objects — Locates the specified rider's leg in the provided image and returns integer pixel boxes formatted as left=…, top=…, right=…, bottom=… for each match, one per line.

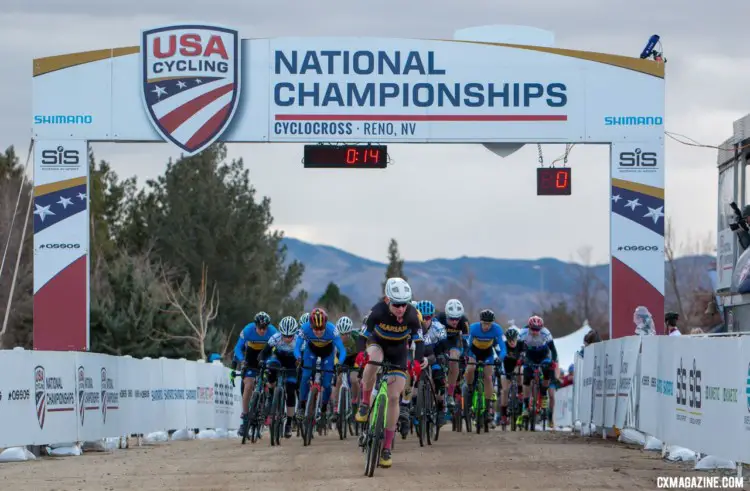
left=446, top=347, right=460, bottom=405
left=296, top=352, right=315, bottom=419
left=284, top=379, right=297, bottom=436
left=350, top=371, right=360, bottom=405
left=320, top=355, right=336, bottom=414
left=242, top=374, right=257, bottom=413
left=464, top=356, right=476, bottom=385
left=521, top=365, right=532, bottom=413
left=355, top=344, right=383, bottom=421
left=331, top=373, right=342, bottom=411
left=384, top=373, right=406, bottom=451
left=500, top=378, right=510, bottom=418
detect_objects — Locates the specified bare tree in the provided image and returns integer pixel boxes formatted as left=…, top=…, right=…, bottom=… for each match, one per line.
left=154, top=263, right=220, bottom=360
left=570, top=246, right=608, bottom=332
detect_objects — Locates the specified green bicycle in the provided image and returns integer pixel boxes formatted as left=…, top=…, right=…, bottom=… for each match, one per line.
left=461, top=359, right=492, bottom=434
left=358, top=360, right=400, bottom=478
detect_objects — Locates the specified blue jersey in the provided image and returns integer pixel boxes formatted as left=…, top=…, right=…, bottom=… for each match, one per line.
left=233, top=322, right=278, bottom=362
left=294, top=321, right=346, bottom=361
left=467, top=322, right=506, bottom=360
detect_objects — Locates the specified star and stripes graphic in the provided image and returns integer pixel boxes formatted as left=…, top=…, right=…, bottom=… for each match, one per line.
left=143, top=76, right=237, bottom=154
left=611, top=180, right=665, bottom=236
left=33, top=182, right=87, bottom=234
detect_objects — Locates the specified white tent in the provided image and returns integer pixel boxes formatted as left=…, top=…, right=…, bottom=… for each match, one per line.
left=554, top=321, right=592, bottom=371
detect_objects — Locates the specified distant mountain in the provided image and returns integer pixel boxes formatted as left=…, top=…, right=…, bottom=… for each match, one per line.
left=280, top=237, right=715, bottom=322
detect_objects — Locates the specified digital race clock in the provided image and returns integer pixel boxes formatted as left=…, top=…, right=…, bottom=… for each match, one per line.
left=536, top=167, right=572, bottom=196
left=303, top=145, right=388, bottom=169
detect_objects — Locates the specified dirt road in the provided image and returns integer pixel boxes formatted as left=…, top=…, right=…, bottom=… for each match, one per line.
left=0, top=429, right=734, bottom=490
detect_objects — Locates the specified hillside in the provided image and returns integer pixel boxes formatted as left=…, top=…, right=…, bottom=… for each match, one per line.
left=281, top=237, right=715, bottom=322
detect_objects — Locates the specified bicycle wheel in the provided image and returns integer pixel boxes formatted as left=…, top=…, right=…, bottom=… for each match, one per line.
left=337, top=385, right=349, bottom=440
left=529, top=379, right=538, bottom=432
left=430, top=378, right=441, bottom=442
left=365, top=392, right=387, bottom=478
left=303, top=386, right=318, bottom=446
left=461, top=384, right=472, bottom=433
left=475, top=375, right=484, bottom=435
left=414, top=378, right=425, bottom=447
left=270, top=385, right=284, bottom=446
left=244, top=391, right=260, bottom=444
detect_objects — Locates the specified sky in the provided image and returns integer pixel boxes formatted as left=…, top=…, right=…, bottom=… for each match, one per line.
left=1, top=0, right=747, bottom=265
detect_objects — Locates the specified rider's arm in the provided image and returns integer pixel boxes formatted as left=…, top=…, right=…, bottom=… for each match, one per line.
left=233, top=328, right=247, bottom=363
left=547, top=339, right=559, bottom=363
left=257, top=343, right=273, bottom=362
left=333, top=331, right=347, bottom=363
left=495, top=327, right=507, bottom=361
left=294, top=333, right=304, bottom=360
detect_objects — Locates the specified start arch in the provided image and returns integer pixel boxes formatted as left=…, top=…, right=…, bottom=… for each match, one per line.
left=30, top=24, right=666, bottom=349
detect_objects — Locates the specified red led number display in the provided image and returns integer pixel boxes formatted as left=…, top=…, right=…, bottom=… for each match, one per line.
left=304, top=145, right=387, bottom=169
left=536, top=167, right=572, bottom=195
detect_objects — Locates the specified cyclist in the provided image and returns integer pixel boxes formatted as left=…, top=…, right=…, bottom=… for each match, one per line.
left=465, top=309, right=506, bottom=425
left=519, top=315, right=559, bottom=425
left=232, top=311, right=277, bottom=436
left=258, top=315, right=299, bottom=438
left=435, top=298, right=470, bottom=411
left=294, top=308, right=346, bottom=423
left=499, top=325, right=524, bottom=426
left=331, top=316, right=363, bottom=423
left=415, top=300, right=448, bottom=424
left=355, top=277, right=423, bottom=469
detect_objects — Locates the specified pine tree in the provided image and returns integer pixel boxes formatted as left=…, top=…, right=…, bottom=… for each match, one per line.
left=382, top=238, right=407, bottom=294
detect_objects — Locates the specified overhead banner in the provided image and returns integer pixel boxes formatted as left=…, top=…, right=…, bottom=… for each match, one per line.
left=33, top=139, right=89, bottom=351
left=32, top=24, right=665, bottom=156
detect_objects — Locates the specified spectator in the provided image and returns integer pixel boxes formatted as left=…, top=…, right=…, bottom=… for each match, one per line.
left=560, top=364, right=574, bottom=388
left=634, top=306, right=656, bottom=336
left=579, top=329, right=602, bottom=358
left=665, top=312, right=681, bottom=336
left=689, top=327, right=704, bottom=335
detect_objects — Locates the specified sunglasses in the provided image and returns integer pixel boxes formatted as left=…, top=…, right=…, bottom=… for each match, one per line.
left=422, top=315, right=433, bottom=322
left=312, top=325, right=325, bottom=331
left=391, top=303, right=408, bottom=308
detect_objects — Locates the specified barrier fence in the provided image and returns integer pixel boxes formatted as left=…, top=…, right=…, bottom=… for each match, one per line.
left=0, top=349, right=242, bottom=448
left=571, top=334, right=750, bottom=465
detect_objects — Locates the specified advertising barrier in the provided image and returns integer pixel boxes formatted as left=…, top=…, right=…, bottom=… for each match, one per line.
left=0, top=349, right=241, bottom=449
left=573, top=334, right=749, bottom=466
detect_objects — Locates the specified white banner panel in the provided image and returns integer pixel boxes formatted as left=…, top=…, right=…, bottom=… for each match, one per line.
left=614, top=336, right=641, bottom=429
left=554, top=385, right=574, bottom=427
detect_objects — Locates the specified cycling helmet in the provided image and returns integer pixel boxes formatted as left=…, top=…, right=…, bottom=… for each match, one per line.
left=208, top=353, right=222, bottom=363
left=568, top=363, right=575, bottom=373
left=384, top=277, right=412, bottom=304
left=527, top=315, right=544, bottom=330
left=278, top=316, right=299, bottom=336
left=254, top=311, right=271, bottom=327
left=299, top=312, right=310, bottom=325
left=415, top=300, right=436, bottom=318
left=336, top=316, right=354, bottom=334
left=479, top=309, right=495, bottom=322
left=445, top=299, right=464, bottom=319
left=310, top=307, right=328, bottom=329
left=410, top=300, right=418, bottom=308
left=505, top=327, right=519, bottom=341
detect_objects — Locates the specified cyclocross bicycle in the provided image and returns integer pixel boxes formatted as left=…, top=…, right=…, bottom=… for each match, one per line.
left=413, top=359, right=441, bottom=446
left=267, top=365, right=293, bottom=446
left=358, top=359, right=401, bottom=478
left=299, top=358, right=337, bottom=446
left=525, top=358, right=552, bottom=432
left=446, top=356, right=467, bottom=432
left=335, top=364, right=355, bottom=440
left=241, top=363, right=269, bottom=445
left=461, top=359, right=493, bottom=434
left=503, top=364, right=523, bottom=432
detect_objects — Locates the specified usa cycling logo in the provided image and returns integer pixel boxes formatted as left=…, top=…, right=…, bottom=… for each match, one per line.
left=140, top=24, right=242, bottom=156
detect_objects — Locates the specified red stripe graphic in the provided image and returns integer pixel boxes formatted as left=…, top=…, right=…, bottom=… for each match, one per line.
left=33, top=255, right=87, bottom=351
left=611, top=257, right=664, bottom=339
left=274, top=114, right=567, bottom=122
left=158, top=83, right=235, bottom=133
left=186, top=103, right=231, bottom=150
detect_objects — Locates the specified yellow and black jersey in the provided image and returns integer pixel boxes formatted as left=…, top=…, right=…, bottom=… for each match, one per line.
left=436, top=312, right=470, bottom=338
left=365, top=301, right=423, bottom=344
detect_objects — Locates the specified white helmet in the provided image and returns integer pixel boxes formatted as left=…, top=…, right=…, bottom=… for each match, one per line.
left=384, top=277, right=412, bottom=303
left=336, top=316, right=354, bottom=334
left=278, top=316, right=299, bottom=336
left=299, top=312, right=310, bottom=325
left=410, top=300, right=418, bottom=308
left=445, top=299, right=464, bottom=319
